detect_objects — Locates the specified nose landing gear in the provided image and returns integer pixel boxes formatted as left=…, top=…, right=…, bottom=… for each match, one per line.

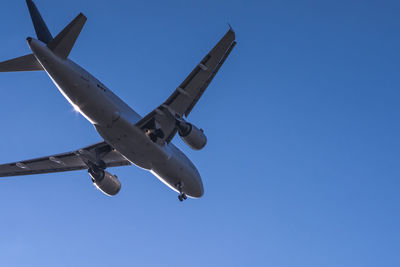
left=178, top=193, right=187, bottom=202
left=177, top=182, right=187, bottom=202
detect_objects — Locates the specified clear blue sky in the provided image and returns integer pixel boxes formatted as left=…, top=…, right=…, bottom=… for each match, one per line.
left=0, top=0, right=399, bottom=266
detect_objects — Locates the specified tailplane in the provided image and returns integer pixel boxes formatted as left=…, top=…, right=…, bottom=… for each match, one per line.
left=0, top=0, right=86, bottom=72
left=47, top=13, right=87, bottom=59
left=0, top=0, right=50, bottom=72
left=0, top=54, right=43, bottom=72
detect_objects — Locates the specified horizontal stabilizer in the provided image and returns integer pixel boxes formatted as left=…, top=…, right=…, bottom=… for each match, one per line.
left=0, top=54, right=43, bottom=72
left=47, top=13, right=87, bottom=59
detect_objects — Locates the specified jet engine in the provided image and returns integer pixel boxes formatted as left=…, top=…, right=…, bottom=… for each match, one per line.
left=88, top=169, right=121, bottom=196
left=177, top=121, right=207, bottom=150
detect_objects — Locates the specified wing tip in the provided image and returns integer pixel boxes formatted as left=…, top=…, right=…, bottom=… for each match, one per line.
left=227, top=23, right=236, bottom=40
left=78, top=12, right=88, bottom=21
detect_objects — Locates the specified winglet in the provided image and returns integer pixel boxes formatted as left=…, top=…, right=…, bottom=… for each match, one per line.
left=26, top=0, right=53, bottom=44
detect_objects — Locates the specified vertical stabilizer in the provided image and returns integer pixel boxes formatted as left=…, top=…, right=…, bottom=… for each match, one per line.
left=26, top=0, right=53, bottom=44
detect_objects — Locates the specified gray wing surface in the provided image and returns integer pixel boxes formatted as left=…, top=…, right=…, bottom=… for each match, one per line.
left=165, top=28, right=236, bottom=117
left=0, top=141, right=130, bottom=177
left=0, top=54, right=43, bottom=72
left=136, top=28, right=236, bottom=143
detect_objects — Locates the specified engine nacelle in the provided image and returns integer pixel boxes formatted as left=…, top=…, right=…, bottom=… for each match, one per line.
left=89, top=169, right=121, bottom=196
left=177, top=122, right=207, bottom=150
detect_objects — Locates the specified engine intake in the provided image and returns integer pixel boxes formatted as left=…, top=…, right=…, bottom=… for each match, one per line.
left=88, top=169, right=121, bottom=196
left=177, top=121, right=207, bottom=150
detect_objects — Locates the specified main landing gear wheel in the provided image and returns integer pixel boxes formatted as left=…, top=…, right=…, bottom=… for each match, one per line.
left=178, top=193, right=187, bottom=202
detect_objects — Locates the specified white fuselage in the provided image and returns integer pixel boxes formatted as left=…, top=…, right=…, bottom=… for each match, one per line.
left=28, top=38, right=204, bottom=198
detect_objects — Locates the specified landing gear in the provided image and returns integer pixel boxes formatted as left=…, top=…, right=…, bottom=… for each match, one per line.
left=178, top=194, right=186, bottom=202
left=177, top=182, right=187, bottom=202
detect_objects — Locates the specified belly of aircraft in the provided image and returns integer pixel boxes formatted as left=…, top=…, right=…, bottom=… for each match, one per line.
left=95, top=117, right=204, bottom=198
left=32, top=44, right=203, bottom=198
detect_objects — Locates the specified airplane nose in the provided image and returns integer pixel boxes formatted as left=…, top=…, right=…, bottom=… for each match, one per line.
left=191, top=173, right=204, bottom=198
left=190, top=165, right=204, bottom=198
left=197, top=181, right=204, bottom=198
left=26, top=37, right=32, bottom=43
left=181, top=170, right=204, bottom=198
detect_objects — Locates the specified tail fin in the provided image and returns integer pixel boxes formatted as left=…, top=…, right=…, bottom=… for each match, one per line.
left=0, top=1, right=86, bottom=72
left=26, top=0, right=53, bottom=44
left=26, top=0, right=87, bottom=59
left=47, top=13, right=87, bottom=59
left=0, top=0, right=50, bottom=72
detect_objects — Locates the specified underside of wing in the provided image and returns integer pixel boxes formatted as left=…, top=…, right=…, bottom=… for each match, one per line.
left=166, top=28, right=236, bottom=117
left=136, top=28, right=236, bottom=144
left=0, top=141, right=130, bottom=178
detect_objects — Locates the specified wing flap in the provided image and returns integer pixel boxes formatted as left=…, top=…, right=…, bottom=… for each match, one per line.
left=0, top=142, right=130, bottom=178
left=164, top=29, right=236, bottom=117
left=184, top=40, right=236, bottom=116
left=135, top=29, right=236, bottom=144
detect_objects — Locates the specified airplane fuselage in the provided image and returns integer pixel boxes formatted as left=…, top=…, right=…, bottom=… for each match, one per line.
left=27, top=37, right=204, bottom=198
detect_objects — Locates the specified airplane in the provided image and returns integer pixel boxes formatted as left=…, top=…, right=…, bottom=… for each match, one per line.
left=0, top=1, right=236, bottom=201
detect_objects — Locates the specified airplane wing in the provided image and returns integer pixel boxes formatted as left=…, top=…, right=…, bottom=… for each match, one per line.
left=0, top=141, right=131, bottom=178
left=136, top=28, right=236, bottom=143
